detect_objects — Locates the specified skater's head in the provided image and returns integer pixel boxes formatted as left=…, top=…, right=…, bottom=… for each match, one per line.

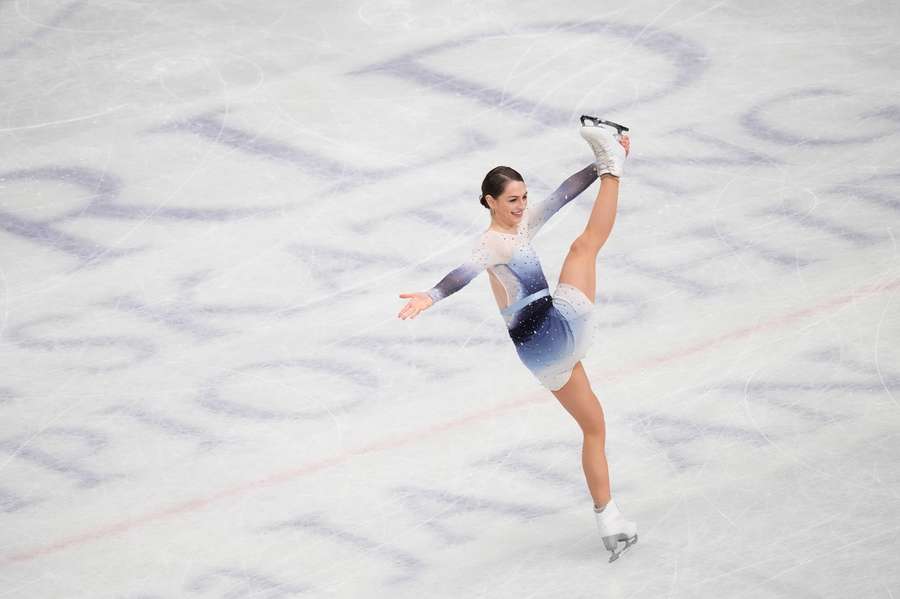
left=480, top=166, right=527, bottom=228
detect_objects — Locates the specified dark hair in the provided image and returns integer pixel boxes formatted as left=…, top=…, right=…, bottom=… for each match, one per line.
left=479, top=166, right=523, bottom=209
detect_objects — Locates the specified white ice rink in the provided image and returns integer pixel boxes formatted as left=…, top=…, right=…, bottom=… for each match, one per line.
left=2, top=1, right=899, bottom=597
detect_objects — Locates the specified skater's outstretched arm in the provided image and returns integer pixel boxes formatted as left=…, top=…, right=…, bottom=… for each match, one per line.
left=398, top=244, right=489, bottom=320
left=526, top=163, right=598, bottom=239
left=425, top=259, right=485, bottom=304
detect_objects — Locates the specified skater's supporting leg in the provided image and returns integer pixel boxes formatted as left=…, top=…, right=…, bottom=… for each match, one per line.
left=550, top=361, right=611, bottom=507
left=555, top=361, right=638, bottom=562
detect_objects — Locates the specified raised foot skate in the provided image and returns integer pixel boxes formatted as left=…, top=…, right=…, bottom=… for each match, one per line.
left=603, top=532, right=638, bottom=563
left=580, top=114, right=630, bottom=135
left=579, top=115, right=629, bottom=178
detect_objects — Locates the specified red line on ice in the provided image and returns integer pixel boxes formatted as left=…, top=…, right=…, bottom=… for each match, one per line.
left=4, top=275, right=899, bottom=565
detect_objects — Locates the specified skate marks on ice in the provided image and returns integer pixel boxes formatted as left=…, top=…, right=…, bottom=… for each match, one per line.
left=0, top=1, right=87, bottom=60
left=625, top=343, right=900, bottom=472
left=350, top=19, right=707, bottom=126
left=4, top=432, right=635, bottom=594
left=741, top=87, right=900, bottom=147
left=629, top=428, right=900, bottom=598
left=2, top=3, right=900, bottom=598
left=0, top=165, right=278, bottom=272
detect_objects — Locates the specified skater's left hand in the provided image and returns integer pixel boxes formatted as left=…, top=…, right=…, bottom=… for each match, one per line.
left=619, top=134, right=630, bottom=156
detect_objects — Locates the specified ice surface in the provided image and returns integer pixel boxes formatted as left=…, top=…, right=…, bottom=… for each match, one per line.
left=1, top=1, right=899, bottom=597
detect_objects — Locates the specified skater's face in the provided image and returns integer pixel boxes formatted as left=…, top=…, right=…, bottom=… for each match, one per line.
left=487, top=180, right=527, bottom=228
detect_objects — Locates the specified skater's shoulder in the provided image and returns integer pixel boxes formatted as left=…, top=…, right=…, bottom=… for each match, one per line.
left=467, top=228, right=515, bottom=265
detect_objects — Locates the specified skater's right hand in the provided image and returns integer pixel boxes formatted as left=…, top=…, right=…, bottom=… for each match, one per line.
left=398, top=292, right=433, bottom=320
left=619, top=134, right=630, bottom=156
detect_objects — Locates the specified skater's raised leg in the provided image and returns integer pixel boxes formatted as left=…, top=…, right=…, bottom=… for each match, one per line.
left=557, top=121, right=628, bottom=301
left=556, top=174, right=620, bottom=302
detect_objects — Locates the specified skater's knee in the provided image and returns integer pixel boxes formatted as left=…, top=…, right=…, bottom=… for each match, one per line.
left=580, top=399, right=606, bottom=437
left=581, top=415, right=606, bottom=438
left=570, top=234, right=601, bottom=258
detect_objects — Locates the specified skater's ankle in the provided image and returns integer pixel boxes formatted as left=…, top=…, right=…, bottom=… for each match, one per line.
left=593, top=499, right=611, bottom=512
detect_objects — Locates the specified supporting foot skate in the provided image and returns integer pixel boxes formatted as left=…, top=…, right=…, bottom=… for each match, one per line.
left=602, top=531, right=638, bottom=563
left=593, top=499, right=638, bottom=563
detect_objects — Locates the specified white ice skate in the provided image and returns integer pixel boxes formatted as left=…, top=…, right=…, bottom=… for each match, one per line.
left=594, top=499, right=638, bottom=563
left=579, top=115, right=629, bottom=178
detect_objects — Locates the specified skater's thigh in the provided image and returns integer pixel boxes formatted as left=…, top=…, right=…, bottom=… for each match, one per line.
left=550, top=361, right=605, bottom=437
left=557, top=236, right=597, bottom=303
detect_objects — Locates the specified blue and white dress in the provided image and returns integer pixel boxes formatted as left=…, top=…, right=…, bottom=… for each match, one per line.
left=426, top=164, right=599, bottom=391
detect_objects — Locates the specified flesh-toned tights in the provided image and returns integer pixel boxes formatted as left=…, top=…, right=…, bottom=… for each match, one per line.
left=551, top=175, right=619, bottom=508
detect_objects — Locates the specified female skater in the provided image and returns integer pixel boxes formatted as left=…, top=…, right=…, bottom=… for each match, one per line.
left=397, top=119, right=637, bottom=562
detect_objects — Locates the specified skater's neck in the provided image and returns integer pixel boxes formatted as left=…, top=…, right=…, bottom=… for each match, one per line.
left=489, top=220, right=517, bottom=234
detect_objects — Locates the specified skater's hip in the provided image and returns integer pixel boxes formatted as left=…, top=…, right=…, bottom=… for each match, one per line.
left=500, top=287, right=551, bottom=317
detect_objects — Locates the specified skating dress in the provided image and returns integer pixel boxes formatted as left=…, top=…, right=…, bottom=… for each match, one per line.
left=426, top=165, right=598, bottom=391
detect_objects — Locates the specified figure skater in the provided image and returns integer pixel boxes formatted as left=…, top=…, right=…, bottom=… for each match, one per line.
left=397, top=118, right=637, bottom=562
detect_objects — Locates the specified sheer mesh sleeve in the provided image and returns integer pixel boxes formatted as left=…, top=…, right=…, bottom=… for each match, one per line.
left=526, top=163, right=598, bottom=239
left=425, top=236, right=493, bottom=304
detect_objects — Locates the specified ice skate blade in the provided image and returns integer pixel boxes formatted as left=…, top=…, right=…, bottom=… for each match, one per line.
left=603, top=533, right=638, bottom=563
left=580, top=114, right=629, bottom=134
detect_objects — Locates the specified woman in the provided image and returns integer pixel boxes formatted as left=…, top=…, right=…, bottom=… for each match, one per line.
left=397, top=118, right=638, bottom=562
